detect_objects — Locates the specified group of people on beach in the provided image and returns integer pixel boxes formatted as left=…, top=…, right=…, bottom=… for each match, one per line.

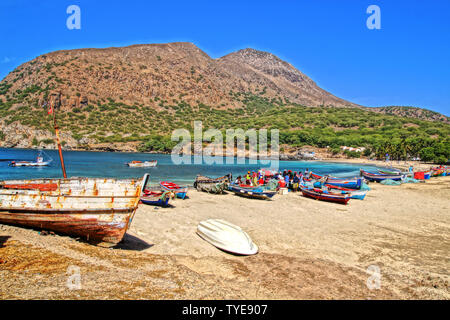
left=233, top=169, right=313, bottom=192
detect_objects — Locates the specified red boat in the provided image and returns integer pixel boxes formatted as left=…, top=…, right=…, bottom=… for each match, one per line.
left=300, top=186, right=351, bottom=204
left=159, top=181, right=188, bottom=199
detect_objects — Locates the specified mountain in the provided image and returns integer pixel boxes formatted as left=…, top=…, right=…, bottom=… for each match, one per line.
left=0, top=42, right=358, bottom=112
left=0, top=42, right=448, bottom=154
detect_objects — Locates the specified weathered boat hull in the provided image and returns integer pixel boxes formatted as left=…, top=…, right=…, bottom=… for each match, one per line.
left=0, top=207, right=134, bottom=246
left=0, top=175, right=149, bottom=247
left=194, top=174, right=230, bottom=194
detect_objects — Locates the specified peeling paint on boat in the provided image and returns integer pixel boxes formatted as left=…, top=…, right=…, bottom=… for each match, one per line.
left=0, top=174, right=149, bottom=247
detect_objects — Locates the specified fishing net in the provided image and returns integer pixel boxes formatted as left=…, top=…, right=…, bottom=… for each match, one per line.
left=403, top=177, right=423, bottom=184
left=380, top=179, right=402, bottom=186
left=360, top=182, right=371, bottom=191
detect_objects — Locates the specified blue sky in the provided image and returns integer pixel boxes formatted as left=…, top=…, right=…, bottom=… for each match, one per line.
left=0, top=0, right=449, bottom=115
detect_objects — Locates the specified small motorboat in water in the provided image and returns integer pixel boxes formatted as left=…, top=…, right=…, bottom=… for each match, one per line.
left=9, top=151, right=52, bottom=167
left=197, top=219, right=258, bottom=255
left=126, top=160, right=157, bottom=168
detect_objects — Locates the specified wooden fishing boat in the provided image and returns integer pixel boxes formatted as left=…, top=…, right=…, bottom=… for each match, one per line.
left=0, top=174, right=150, bottom=247
left=300, top=186, right=351, bottom=204
left=309, top=172, right=362, bottom=189
left=360, top=169, right=405, bottom=182
left=140, top=187, right=172, bottom=207
left=228, top=184, right=276, bottom=200
left=378, top=168, right=403, bottom=175
left=126, top=160, right=157, bottom=168
left=159, top=181, right=188, bottom=199
left=431, top=167, right=445, bottom=177
left=324, top=184, right=367, bottom=200
left=193, top=174, right=231, bottom=194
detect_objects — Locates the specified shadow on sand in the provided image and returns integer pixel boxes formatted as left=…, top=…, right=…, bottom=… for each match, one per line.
left=0, top=235, right=11, bottom=248
left=113, top=233, right=153, bottom=251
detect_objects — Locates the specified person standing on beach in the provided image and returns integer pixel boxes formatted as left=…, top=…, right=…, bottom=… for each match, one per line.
left=293, top=172, right=300, bottom=192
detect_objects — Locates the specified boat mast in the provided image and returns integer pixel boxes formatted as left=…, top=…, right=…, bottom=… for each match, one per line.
left=50, top=94, right=67, bottom=178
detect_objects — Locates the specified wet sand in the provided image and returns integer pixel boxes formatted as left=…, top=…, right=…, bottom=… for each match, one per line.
left=1, top=176, right=449, bottom=299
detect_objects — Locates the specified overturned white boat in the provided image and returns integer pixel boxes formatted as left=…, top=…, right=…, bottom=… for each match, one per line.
left=197, top=219, right=258, bottom=255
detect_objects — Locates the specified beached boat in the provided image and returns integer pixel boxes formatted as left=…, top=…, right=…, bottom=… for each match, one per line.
left=300, top=186, right=351, bottom=204
left=0, top=174, right=150, bottom=247
left=309, top=172, right=362, bottom=189
left=360, top=169, right=405, bottom=182
left=431, top=167, right=445, bottom=177
left=193, top=174, right=230, bottom=194
left=126, top=160, right=157, bottom=168
left=324, top=184, right=368, bottom=200
left=197, top=219, right=258, bottom=255
left=228, top=184, right=277, bottom=200
left=159, top=181, right=188, bottom=199
left=9, top=151, right=52, bottom=167
left=140, top=187, right=172, bottom=207
left=378, top=168, right=404, bottom=175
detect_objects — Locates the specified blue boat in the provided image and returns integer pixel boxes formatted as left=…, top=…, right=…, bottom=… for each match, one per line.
left=360, top=169, right=405, bottom=182
left=140, top=189, right=171, bottom=207
left=310, top=172, right=362, bottom=189
left=228, top=184, right=277, bottom=200
left=324, top=184, right=368, bottom=200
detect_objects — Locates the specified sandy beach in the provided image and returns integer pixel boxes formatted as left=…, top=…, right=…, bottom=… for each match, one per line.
left=1, top=175, right=449, bottom=300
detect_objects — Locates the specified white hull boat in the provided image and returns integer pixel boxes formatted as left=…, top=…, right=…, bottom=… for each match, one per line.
left=197, top=219, right=258, bottom=255
left=126, top=160, right=157, bottom=167
left=9, top=152, right=53, bottom=167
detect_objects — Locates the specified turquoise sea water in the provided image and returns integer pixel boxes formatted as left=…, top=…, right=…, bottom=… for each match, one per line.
left=0, top=148, right=381, bottom=185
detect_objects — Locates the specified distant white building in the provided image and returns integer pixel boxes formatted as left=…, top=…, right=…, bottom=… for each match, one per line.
left=340, top=146, right=366, bottom=153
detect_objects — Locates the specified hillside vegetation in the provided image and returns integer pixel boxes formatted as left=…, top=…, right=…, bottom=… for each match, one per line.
left=0, top=84, right=448, bottom=163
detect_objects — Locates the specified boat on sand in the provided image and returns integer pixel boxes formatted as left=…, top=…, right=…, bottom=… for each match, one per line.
left=0, top=174, right=150, bottom=247
left=300, top=186, right=351, bottom=204
left=159, top=181, right=188, bottom=199
left=140, top=186, right=172, bottom=207
left=197, top=219, right=258, bottom=255
left=360, top=169, right=405, bottom=182
left=228, top=184, right=276, bottom=200
left=193, top=174, right=231, bottom=194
